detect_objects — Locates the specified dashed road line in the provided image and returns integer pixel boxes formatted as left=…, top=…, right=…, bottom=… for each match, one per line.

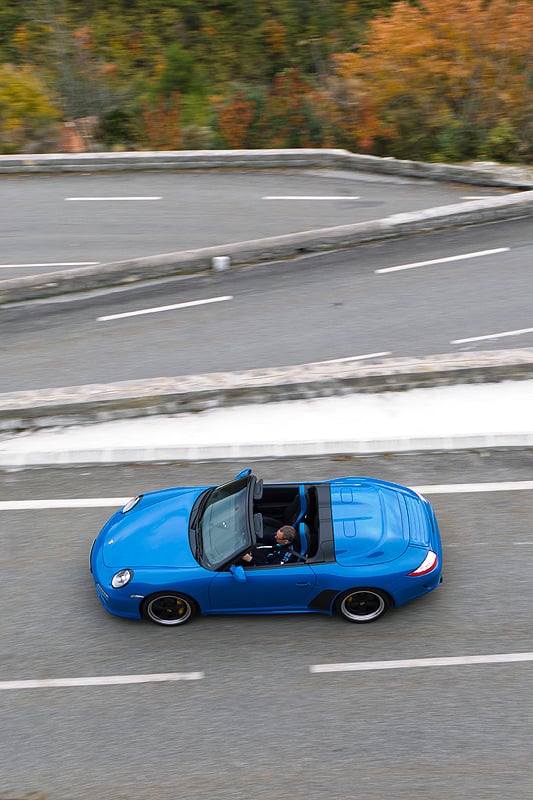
left=415, top=481, right=533, bottom=494
left=311, top=352, right=391, bottom=365
left=310, top=652, right=533, bottom=674
left=0, top=261, right=100, bottom=269
left=65, top=196, right=162, bottom=201
left=0, top=498, right=128, bottom=510
left=263, top=195, right=361, bottom=200
left=451, top=327, right=533, bottom=344
left=446, top=541, right=533, bottom=547
left=97, top=294, right=233, bottom=321
left=375, top=247, right=509, bottom=274
left=0, top=672, right=204, bottom=691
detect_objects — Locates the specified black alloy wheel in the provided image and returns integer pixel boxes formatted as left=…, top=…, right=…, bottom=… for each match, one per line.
left=142, top=592, right=197, bottom=626
left=335, top=588, right=390, bottom=623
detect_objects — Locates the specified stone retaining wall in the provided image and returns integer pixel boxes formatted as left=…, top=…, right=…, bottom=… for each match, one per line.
left=2, top=349, right=532, bottom=434
left=2, top=149, right=533, bottom=187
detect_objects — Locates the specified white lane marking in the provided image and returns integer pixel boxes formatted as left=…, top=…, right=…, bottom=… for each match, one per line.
left=263, top=196, right=360, bottom=200
left=311, top=652, right=533, bottom=674
left=451, top=327, right=533, bottom=344
left=375, top=247, right=509, bottom=274
left=97, top=295, right=233, bottom=321
left=462, top=195, right=493, bottom=200
left=414, top=480, right=533, bottom=494
left=312, top=352, right=391, bottom=364
left=0, top=262, right=100, bottom=269
left=2, top=481, right=532, bottom=512
left=65, top=196, right=162, bottom=201
left=0, top=498, right=128, bottom=510
left=447, top=542, right=533, bottom=547
left=0, top=672, right=203, bottom=691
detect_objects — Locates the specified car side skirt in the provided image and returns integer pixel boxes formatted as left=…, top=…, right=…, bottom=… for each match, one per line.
left=308, top=589, right=339, bottom=612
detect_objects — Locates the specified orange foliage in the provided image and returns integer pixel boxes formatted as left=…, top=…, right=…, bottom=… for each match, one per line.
left=262, top=70, right=309, bottom=147
left=73, top=26, right=94, bottom=52
left=333, top=0, right=533, bottom=156
left=263, top=19, right=288, bottom=56
left=214, top=92, right=256, bottom=148
left=140, top=92, right=181, bottom=150
left=214, top=69, right=337, bottom=149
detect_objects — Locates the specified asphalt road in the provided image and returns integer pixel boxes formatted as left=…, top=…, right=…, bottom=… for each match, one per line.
left=2, top=216, right=532, bottom=392
left=0, top=168, right=510, bottom=281
left=2, top=168, right=532, bottom=800
left=1, top=451, right=533, bottom=800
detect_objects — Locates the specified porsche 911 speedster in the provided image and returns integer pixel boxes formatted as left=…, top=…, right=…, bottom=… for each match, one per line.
left=90, top=469, right=442, bottom=626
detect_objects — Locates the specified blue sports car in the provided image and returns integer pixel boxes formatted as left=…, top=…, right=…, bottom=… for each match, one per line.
left=90, top=469, right=442, bottom=626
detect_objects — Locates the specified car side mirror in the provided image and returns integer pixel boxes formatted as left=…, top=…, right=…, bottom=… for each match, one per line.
left=230, top=565, right=247, bottom=583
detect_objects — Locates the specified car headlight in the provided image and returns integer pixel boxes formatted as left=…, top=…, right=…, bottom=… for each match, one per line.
left=111, top=569, right=134, bottom=588
left=122, top=495, right=142, bottom=513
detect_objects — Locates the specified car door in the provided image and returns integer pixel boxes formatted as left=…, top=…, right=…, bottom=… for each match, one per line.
left=208, top=564, right=317, bottom=612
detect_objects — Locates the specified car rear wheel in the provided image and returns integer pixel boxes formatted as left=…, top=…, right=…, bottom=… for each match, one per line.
left=335, top=588, right=390, bottom=623
left=142, top=592, right=197, bottom=626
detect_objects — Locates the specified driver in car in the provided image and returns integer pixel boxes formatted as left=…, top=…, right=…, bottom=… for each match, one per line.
left=242, top=525, right=296, bottom=566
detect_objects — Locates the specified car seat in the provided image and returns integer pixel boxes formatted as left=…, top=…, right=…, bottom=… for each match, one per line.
left=261, top=485, right=308, bottom=541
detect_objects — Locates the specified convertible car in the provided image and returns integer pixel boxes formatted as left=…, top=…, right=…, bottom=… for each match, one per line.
left=90, top=469, right=442, bottom=626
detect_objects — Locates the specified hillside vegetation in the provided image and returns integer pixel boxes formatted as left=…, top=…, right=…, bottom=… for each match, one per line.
left=1, top=0, right=532, bottom=162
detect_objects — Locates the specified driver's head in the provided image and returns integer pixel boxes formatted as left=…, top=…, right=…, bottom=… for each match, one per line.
left=275, top=525, right=296, bottom=544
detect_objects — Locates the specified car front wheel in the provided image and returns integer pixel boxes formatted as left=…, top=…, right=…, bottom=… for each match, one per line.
left=142, top=592, right=197, bottom=626
left=335, top=588, right=390, bottom=623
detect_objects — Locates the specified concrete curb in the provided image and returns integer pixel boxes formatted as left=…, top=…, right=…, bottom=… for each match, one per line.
left=2, top=149, right=533, bottom=187
left=2, top=150, right=533, bottom=304
left=2, top=432, right=533, bottom=469
left=2, top=348, right=533, bottom=434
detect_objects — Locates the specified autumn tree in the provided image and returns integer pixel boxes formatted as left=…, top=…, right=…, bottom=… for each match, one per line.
left=8, top=0, right=533, bottom=160
left=0, top=2, right=24, bottom=61
left=211, top=86, right=263, bottom=148
left=257, top=69, right=336, bottom=147
left=0, top=64, right=60, bottom=153
left=12, top=3, right=121, bottom=119
left=137, top=92, right=182, bottom=150
left=333, top=0, right=533, bottom=161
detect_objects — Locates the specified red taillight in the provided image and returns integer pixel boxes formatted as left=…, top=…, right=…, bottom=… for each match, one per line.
left=408, top=550, right=438, bottom=576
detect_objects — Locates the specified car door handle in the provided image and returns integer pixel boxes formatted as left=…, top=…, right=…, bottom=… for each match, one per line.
left=296, top=581, right=312, bottom=586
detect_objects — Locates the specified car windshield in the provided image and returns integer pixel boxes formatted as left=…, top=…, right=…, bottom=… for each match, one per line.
left=198, top=477, right=252, bottom=569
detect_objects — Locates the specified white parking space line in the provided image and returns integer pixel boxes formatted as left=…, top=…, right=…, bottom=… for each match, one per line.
left=375, top=247, right=509, bottom=274
left=263, top=196, right=360, bottom=200
left=65, top=196, right=162, bottom=201
left=1, top=481, right=532, bottom=512
left=97, top=295, right=233, bottom=322
left=310, top=652, right=533, bottom=674
left=451, top=327, right=533, bottom=344
left=0, top=672, right=203, bottom=691
left=0, top=262, right=100, bottom=269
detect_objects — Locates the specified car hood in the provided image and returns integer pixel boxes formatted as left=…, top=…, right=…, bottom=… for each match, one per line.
left=101, top=487, right=204, bottom=569
left=331, top=481, right=409, bottom=566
